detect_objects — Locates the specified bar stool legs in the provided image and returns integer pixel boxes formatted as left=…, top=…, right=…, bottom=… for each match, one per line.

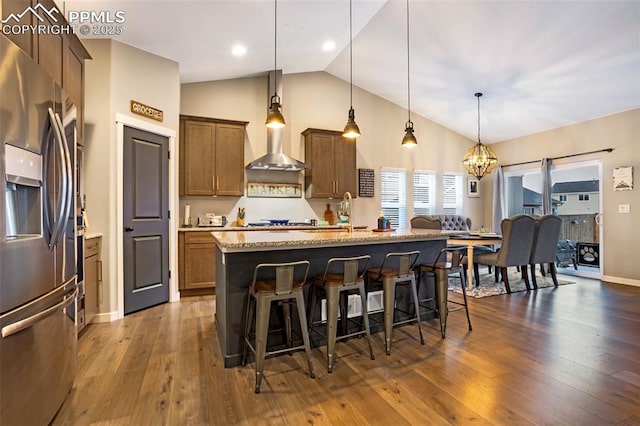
left=241, top=261, right=315, bottom=393
left=381, top=273, right=424, bottom=355
left=418, top=247, right=472, bottom=339
left=366, top=251, right=423, bottom=356
left=325, top=286, right=340, bottom=372
left=294, top=291, right=316, bottom=379
left=253, top=297, right=271, bottom=393
left=308, top=255, right=375, bottom=373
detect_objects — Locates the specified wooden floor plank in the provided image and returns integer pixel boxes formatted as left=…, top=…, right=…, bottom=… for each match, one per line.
left=53, top=277, right=640, bottom=425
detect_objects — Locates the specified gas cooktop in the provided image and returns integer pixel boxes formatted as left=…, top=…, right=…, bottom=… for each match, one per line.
left=247, top=222, right=310, bottom=227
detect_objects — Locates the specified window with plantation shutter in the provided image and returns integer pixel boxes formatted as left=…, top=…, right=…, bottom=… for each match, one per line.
left=413, top=170, right=436, bottom=215
left=380, top=168, right=407, bottom=229
left=442, top=173, right=463, bottom=214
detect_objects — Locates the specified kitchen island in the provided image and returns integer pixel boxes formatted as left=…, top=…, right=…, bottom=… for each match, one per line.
left=212, top=228, right=463, bottom=367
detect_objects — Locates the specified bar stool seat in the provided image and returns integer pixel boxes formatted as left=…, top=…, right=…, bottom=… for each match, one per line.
left=418, top=246, right=472, bottom=338
left=241, top=260, right=315, bottom=393
left=366, top=250, right=424, bottom=355
left=308, top=255, right=375, bottom=373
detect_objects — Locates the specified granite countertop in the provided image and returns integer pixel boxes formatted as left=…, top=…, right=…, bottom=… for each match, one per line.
left=179, top=225, right=345, bottom=232
left=212, top=228, right=466, bottom=253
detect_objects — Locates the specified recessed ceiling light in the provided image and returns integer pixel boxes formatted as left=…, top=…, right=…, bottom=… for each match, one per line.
left=231, top=44, right=247, bottom=57
left=322, top=40, right=336, bottom=52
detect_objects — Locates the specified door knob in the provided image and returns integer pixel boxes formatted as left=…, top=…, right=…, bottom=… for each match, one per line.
left=125, top=226, right=134, bottom=232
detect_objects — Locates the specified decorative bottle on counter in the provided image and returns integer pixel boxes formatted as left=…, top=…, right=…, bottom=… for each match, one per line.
left=324, top=203, right=335, bottom=225
left=237, top=207, right=245, bottom=227
left=377, top=211, right=387, bottom=230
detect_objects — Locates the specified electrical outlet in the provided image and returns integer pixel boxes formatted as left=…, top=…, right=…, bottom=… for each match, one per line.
left=618, top=204, right=630, bottom=214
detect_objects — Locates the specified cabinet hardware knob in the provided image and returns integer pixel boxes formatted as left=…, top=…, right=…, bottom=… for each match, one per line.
left=125, top=226, right=134, bottom=232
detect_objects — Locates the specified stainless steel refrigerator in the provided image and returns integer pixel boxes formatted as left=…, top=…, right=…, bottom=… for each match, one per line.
left=0, top=35, right=78, bottom=425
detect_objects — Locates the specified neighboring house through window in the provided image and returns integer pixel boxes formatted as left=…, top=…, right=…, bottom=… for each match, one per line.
left=578, top=193, right=590, bottom=201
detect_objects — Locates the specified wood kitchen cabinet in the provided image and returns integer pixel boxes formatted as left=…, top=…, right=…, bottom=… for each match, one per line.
left=84, top=236, right=102, bottom=326
left=303, top=128, right=357, bottom=198
left=178, top=232, right=216, bottom=291
left=1, top=0, right=91, bottom=139
left=63, top=35, right=89, bottom=139
left=1, top=0, right=34, bottom=56
left=179, top=115, right=247, bottom=197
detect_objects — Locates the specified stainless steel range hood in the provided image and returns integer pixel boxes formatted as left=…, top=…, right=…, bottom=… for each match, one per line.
left=246, top=70, right=307, bottom=171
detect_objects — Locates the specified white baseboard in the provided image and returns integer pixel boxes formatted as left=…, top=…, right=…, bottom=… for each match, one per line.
left=92, top=311, right=120, bottom=323
left=601, top=275, right=640, bottom=287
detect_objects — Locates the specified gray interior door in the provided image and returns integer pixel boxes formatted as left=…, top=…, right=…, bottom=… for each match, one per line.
left=123, top=126, right=169, bottom=315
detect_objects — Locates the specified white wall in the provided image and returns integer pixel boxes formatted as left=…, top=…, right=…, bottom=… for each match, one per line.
left=180, top=71, right=482, bottom=229
left=83, top=39, right=180, bottom=319
left=486, top=108, right=640, bottom=284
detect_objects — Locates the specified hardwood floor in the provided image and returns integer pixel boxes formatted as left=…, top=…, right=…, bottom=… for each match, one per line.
left=53, top=276, right=640, bottom=425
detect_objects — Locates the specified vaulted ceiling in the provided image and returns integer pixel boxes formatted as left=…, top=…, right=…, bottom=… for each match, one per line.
left=68, top=0, right=640, bottom=143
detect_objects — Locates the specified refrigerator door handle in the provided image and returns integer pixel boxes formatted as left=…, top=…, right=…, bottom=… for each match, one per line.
left=1, top=286, right=78, bottom=338
left=54, top=112, right=73, bottom=244
left=45, top=108, right=69, bottom=249
left=42, top=110, right=54, bottom=246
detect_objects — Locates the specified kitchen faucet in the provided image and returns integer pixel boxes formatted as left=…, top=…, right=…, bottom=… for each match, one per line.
left=342, top=191, right=353, bottom=232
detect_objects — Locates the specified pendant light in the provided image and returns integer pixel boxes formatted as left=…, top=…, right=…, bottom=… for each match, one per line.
left=265, top=0, right=286, bottom=129
left=462, top=92, right=498, bottom=179
left=401, top=0, right=417, bottom=147
left=343, top=0, right=361, bottom=138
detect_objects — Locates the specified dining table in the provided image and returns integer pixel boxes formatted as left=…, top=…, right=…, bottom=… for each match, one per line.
left=447, top=234, right=502, bottom=290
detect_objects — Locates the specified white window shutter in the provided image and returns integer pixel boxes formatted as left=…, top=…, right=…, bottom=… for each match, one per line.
left=381, top=169, right=407, bottom=228
left=413, top=171, right=436, bottom=215
left=442, top=173, right=463, bottom=215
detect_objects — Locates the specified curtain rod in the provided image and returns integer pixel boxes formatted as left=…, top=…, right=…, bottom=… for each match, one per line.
left=501, top=148, right=614, bottom=168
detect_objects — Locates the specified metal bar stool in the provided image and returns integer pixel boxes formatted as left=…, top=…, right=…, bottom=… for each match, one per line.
left=241, top=260, right=315, bottom=393
left=366, top=250, right=423, bottom=355
left=417, top=246, right=472, bottom=338
left=308, top=255, right=375, bottom=373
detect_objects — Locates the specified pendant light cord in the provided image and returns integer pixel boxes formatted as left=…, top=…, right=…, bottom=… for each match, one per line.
left=274, top=0, right=278, bottom=97
left=476, top=92, right=482, bottom=143
left=406, top=0, right=411, bottom=122
left=349, top=0, right=353, bottom=109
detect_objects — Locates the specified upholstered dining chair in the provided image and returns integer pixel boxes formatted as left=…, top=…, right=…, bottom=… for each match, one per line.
left=474, top=215, right=536, bottom=293
left=529, top=215, right=563, bottom=289
left=410, top=215, right=442, bottom=229
left=410, top=215, right=494, bottom=274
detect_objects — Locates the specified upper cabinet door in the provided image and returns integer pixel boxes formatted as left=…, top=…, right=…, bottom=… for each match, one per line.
left=183, top=120, right=216, bottom=196
left=304, top=131, right=336, bottom=198
left=179, top=116, right=247, bottom=197
left=215, top=123, right=245, bottom=196
left=2, top=0, right=35, bottom=56
left=304, top=128, right=357, bottom=199
left=36, top=2, right=64, bottom=86
left=333, top=136, right=357, bottom=196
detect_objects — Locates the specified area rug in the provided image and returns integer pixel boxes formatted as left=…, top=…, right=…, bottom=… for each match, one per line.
left=448, top=268, right=574, bottom=298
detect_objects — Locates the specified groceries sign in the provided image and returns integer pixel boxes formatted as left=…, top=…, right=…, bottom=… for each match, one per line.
left=130, top=101, right=163, bottom=122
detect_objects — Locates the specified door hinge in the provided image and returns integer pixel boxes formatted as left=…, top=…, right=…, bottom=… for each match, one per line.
left=168, top=150, right=171, bottom=160
left=168, top=270, right=171, bottom=279
left=168, top=210, right=171, bottom=219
